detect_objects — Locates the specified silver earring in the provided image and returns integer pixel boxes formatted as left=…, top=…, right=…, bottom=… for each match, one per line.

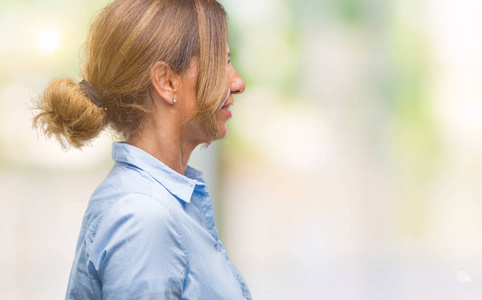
left=172, top=96, right=177, bottom=104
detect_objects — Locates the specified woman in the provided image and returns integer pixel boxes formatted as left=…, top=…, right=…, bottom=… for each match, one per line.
left=33, top=0, right=249, bottom=299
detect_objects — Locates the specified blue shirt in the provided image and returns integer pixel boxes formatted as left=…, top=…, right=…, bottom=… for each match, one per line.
left=66, top=143, right=251, bottom=300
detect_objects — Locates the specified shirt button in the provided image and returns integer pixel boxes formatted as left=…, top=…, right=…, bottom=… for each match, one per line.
left=216, top=244, right=223, bottom=252
left=243, top=291, right=249, bottom=299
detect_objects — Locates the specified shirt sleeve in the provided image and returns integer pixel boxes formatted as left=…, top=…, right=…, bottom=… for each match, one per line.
left=88, top=193, right=188, bottom=300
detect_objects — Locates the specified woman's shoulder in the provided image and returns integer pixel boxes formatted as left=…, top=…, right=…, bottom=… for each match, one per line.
left=82, top=163, right=182, bottom=232
left=100, top=192, right=176, bottom=231
left=83, top=192, right=189, bottom=286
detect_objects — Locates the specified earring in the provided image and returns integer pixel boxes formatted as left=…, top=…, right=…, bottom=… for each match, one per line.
left=172, top=96, right=177, bottom=104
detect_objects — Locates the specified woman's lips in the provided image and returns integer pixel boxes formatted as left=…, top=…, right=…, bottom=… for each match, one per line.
left=222, top=108, right=232, bottom=117
left=221, top=102, right=234, bottom=117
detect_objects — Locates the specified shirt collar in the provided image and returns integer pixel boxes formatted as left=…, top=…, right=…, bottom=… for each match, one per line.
left=112, top=142, right=206, bottom=203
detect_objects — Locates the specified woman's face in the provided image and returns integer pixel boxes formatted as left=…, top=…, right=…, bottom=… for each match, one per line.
left=178, top=48, right=246, bottom=144
left=216, top=49, right=246, bottom=138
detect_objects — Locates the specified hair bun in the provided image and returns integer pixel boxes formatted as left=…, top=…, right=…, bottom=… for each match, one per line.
left=33, top=78, right=107, bottom=149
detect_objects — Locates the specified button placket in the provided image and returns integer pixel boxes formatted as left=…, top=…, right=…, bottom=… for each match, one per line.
left=198, top=193, right=219, bottom=240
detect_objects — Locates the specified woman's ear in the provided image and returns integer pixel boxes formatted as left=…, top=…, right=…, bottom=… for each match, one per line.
left=149, top=61, right=179, bottom=105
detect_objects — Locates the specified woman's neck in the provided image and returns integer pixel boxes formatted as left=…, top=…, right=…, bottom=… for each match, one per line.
left=127, top=117, right=198, bottom=175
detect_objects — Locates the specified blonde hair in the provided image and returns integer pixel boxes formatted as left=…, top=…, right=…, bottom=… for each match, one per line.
left=33, top=0, right=227, bottom=148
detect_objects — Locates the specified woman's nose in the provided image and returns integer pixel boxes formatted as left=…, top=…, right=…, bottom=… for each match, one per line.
left=229, top=66, right=245, bottom=95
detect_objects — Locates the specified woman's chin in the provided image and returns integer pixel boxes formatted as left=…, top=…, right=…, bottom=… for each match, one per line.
left=215, top=124, right=229, bottom=140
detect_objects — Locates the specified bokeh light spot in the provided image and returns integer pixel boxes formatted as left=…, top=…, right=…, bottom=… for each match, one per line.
left=34, top=26, right=61, bottom=55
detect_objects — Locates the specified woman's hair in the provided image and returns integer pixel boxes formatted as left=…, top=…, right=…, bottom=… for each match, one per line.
left=33, top=0, right=227, bottom=148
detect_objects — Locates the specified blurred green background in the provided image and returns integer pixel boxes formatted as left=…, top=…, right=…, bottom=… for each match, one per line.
left=2, top=0, right=482, bottom=299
